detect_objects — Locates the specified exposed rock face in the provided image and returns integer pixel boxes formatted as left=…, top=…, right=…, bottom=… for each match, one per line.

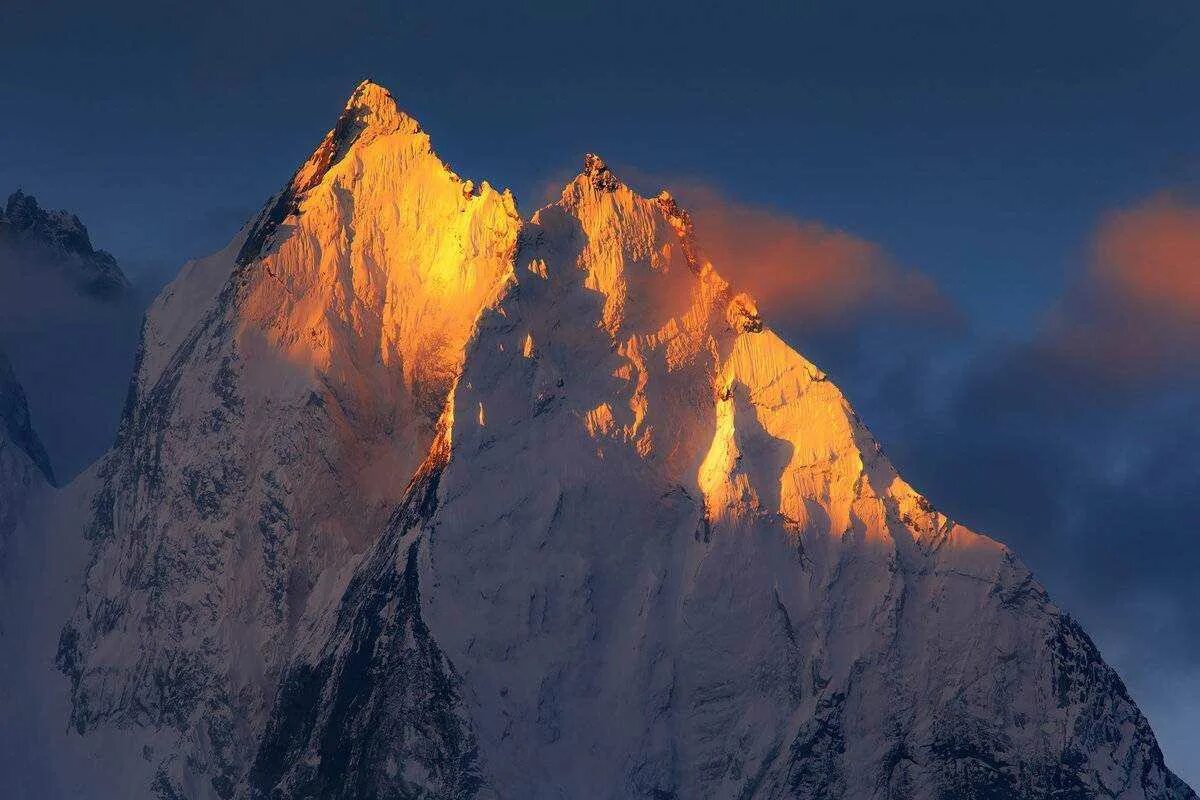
left=56, top=81, right=520, bottom=798
left=50, top=83, right=1193, bottom=799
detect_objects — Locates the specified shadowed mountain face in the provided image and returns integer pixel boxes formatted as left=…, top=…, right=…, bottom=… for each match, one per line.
left=0, top=348, right=53, bottom=484
left=0, top=347, right=51, bottom=553
left=20, top=82, right=1195, bottom=799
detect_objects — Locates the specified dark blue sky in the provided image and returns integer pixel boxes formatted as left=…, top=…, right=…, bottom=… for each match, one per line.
left=3, top=0, right=1199, bottom=782
left=3, top=2, right=1197, bottom=328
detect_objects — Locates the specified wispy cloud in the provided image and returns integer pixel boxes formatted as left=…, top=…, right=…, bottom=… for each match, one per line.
left=532, top=162, right=959, bottom=331
left=1093, top=193, right=1200, bottom=321
left=669, top=183, right=958, bottom=329
left=1041, top=193, right=1200, bottom=379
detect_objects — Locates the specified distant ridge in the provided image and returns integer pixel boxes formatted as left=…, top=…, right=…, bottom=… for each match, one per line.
left=0, top=190, right=129, bottom=298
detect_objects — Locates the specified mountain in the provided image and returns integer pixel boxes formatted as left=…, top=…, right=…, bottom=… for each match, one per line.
left=49, top=83, right=1193, bottom=799
left=0, top=190, right=129, bottom=299
left=0, top=190, right=141, bottom=480
left=56, top=80, right=521, bottom=798
left=248, top=154, right=1195, bottom=800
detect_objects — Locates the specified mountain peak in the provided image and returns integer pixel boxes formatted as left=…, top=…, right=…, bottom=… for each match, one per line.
left=581, top=152, right=620, bottom=191
left=236, top=79, right=427, bottom=265
left=346, top=78, right=397, bottom=108
left=339, top=78, right=418, bottom=140
left=3, top=189, right=40, bottom=226
left=324, top=79, right=422, bottom=167
left=3, top=190, right=86, bottom=242
left=0, top=189, right=129, bottom=298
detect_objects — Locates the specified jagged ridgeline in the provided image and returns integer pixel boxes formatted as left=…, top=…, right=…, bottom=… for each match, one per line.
left=54, top=81, right=1194, bottom=800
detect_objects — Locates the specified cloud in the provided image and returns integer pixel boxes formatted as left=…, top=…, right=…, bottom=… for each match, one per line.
left=551, top=161, right=958, bottom=332
left=1093, top=194, right=1200, bottom=321
left=1041, top=193, right=1200, bottom=379
left=0, top=242, right=143, bottom=481
left=674, top=184, right=958, bottom=329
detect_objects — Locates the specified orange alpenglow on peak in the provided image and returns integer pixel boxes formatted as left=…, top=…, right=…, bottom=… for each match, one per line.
left=579, top=152, right=621, bottom=191
left=339, top=79, right=420, bottom=137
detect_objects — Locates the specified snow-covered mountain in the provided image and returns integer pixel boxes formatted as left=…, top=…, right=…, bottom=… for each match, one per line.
left=44, top=82, right=1195, bottom=799
left=56, top=81, right=521, bottom=798
left=0, top=190, right=141, bottom=479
